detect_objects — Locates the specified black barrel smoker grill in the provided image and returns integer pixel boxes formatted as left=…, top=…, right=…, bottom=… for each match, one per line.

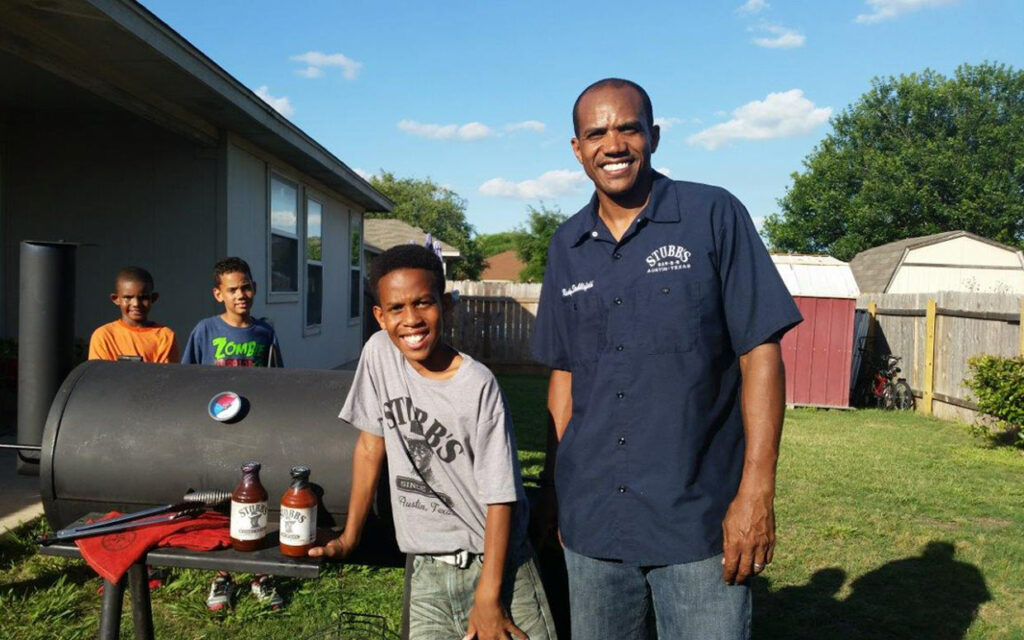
left=33, top=360, right=405, bottom=640
left=40, top=360, right=374, bottom=530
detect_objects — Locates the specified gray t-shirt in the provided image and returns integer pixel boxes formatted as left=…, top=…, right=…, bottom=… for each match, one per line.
left=340, top=330, right=528, bottom=555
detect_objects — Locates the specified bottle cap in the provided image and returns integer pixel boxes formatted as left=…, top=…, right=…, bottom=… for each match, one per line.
left=241, top=461, right=262, bottom=473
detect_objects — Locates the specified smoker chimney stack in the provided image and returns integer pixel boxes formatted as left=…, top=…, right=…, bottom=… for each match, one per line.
left=17, top=241, right=76, bottom=475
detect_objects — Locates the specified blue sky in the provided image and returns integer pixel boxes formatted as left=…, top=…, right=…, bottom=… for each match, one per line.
left=142, top=0, right=1023, bottom=236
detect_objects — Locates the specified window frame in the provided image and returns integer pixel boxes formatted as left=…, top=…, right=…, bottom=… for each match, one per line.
left=304, top=194, right=324, bottom=334
left=266, top=170, right=301, bottom=303
left=348, top=211, right=363, bottom=324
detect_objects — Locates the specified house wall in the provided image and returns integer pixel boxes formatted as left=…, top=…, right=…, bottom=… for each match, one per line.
left=0, top=110, right=221, bottom=344
left=225, top=138, right=365, bottom=369
left=888, top=237, right=1024, bottom=294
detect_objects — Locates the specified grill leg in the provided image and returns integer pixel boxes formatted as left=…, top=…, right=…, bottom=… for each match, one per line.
left=98, top=577, right=124, bottom=640
left=127, top=563, right=155, bottom=640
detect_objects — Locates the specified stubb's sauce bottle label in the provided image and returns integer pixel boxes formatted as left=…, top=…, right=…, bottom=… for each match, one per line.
left=279, top=505, right=316, bottom=545
left=230, top=500, right=269, bottom=540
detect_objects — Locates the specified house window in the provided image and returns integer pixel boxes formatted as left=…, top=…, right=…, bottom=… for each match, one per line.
left=270, top=174, right=299, bottom=294
left=349, top=213, right=362, bottom=320
left=306, top=198, right=323, bottom=327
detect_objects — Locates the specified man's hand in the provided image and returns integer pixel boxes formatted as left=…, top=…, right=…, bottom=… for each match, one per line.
left=464, top=597, right=527, bottom=640
left=721, top=489, right=775, bottom=584
left=307, top=529, right=356, bottom=560
left=725, top=341, right=784, bottom=585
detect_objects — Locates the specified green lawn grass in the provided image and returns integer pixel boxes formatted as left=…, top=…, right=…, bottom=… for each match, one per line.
left=1, top=375, right=1022, bottom=639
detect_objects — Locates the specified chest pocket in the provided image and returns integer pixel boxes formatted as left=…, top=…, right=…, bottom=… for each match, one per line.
left=568, top=294, right=607, bottom=364
left=640, top=279, right=700, bottom=354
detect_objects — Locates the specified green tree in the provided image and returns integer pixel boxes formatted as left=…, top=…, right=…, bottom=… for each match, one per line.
left=477, top=231, right=523, bottom=258
left=764, top=62, right=1024, bottom=261
left=515, top=205, right=567, bottom=282
left=368, top=171, right=485, bottom=279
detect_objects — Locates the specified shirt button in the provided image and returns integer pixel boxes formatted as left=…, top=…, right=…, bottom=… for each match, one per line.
left=618, top=437, right=626, bottom=445
left=613, top=252, right=622, bottom=260
left=590, top=230, right=598, bottom=238
left=615, top=345, right=624, bottom=352
left=662, top=287, right=670, bottom=294
left=614, top=297, right=623, bottom=305
left=618, top=485, right=627, bottom=494
left=616, top=391, right=625, bottom=399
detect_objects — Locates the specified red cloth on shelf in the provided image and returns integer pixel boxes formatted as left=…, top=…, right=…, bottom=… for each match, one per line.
left=74, top=512, right=231, bottom=583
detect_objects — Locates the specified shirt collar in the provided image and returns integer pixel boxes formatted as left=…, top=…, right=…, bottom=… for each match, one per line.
left=566, top=171, right=679, bottom=247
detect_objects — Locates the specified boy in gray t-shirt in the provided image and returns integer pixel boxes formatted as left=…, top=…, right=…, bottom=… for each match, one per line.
left=309, top=245, right=555, bottom=640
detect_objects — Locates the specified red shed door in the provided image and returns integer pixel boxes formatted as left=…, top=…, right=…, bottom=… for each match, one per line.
left=780, top=297, right=855, bottom=408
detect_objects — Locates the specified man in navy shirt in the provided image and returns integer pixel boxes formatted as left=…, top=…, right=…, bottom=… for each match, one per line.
left=531, top=78, right=802, bottom=638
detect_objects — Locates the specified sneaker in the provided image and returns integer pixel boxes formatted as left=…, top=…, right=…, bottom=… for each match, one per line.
left=250, top=575, right=284, bottom=610
left=206, top=574, right=235, bottom=611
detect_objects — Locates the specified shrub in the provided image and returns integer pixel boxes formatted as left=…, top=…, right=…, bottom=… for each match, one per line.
left=965, top=355, right=1024, bottom=448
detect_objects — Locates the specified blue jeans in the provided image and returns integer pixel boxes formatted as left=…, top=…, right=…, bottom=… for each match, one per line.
left=409, top=548, right=557, bottom=640
left=564, top=547, right=750, bottom=639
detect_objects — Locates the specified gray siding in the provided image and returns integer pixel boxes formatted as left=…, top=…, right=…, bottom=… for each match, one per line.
left=1, top=111, right=221, bottom=345
left=225, top=141, right=363, bottom=369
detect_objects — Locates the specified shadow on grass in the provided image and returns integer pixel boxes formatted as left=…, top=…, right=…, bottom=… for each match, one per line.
left=753, top=541, right=990, bottom=640
left=1, top=562, right=97, bottom=598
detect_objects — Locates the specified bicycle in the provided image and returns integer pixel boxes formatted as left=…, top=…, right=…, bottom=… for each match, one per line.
left=860, top=354, right=915, bottom=410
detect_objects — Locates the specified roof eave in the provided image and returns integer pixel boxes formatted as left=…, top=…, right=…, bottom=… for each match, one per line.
left=86, top=0, right=393, bottom=212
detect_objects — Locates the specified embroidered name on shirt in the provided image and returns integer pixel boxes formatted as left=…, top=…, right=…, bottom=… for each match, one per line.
left=562, top=281, right=594, bottom=297
left=646, top=245, right=692, bottom=273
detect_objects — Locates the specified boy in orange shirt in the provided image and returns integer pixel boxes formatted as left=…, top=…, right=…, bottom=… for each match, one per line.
left=88, top=266, right=178, bottom=591
left=88, top=266, right=178, bottom=363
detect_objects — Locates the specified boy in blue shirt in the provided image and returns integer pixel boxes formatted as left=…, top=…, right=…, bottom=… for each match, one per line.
left=182, top=257, right=283, bottom=610
left=182, top=257, right=282, bottom=368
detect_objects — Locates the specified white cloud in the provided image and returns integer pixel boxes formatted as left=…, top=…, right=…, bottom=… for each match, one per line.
left=398, top=120, right=457, bottom=139
left=505, top=120, right=546, bottom=133
left=478, top=170, right=587, bottom=200
left=296, top=66, right=324, bottom=79
left=736, top=0, right=769, bottom=14
left=656, top=167, right=672, bottom=176
left=457, top=122, right=493, bottom=141
left=255, top=86, right=295, bottom=117
left=686, top=89, right=831, bottom=150
left=855, top=0, right=957, bottom=24
left=397, top=119, right=493, bottom=141
left=353, top=168, right=374, bottom=181
left=751, top=24, right=806, bottom=48
left=654, top=117, right=683, bottom=131
left=291, top=51, right=363, bottom=80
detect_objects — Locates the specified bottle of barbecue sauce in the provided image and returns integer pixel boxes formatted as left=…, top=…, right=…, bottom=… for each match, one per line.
left=279, top=466, right=317, bottom=557
left=230, top=461, right=269, bottom=551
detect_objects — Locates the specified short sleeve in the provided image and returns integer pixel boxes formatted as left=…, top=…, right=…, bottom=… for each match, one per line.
left=531, top=241, right=572, bottom=370
left=472, top=381, right=519, bottom=504
left=268, top=330, right=283, bottom=368
left=88, top=326, right=113, bottom=361
left=180, top=325, right=202, bottom=364
left=339, top=347, right=384, bottom=436
left=160, top=329, right=180, bottom=364
left=715, top=194, right=802, bottom=355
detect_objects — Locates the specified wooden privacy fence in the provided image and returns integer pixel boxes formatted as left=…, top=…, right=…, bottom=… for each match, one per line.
left=443, top=281, right=542, bottom=371
left=859, top=292, right=1024, bottom=423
